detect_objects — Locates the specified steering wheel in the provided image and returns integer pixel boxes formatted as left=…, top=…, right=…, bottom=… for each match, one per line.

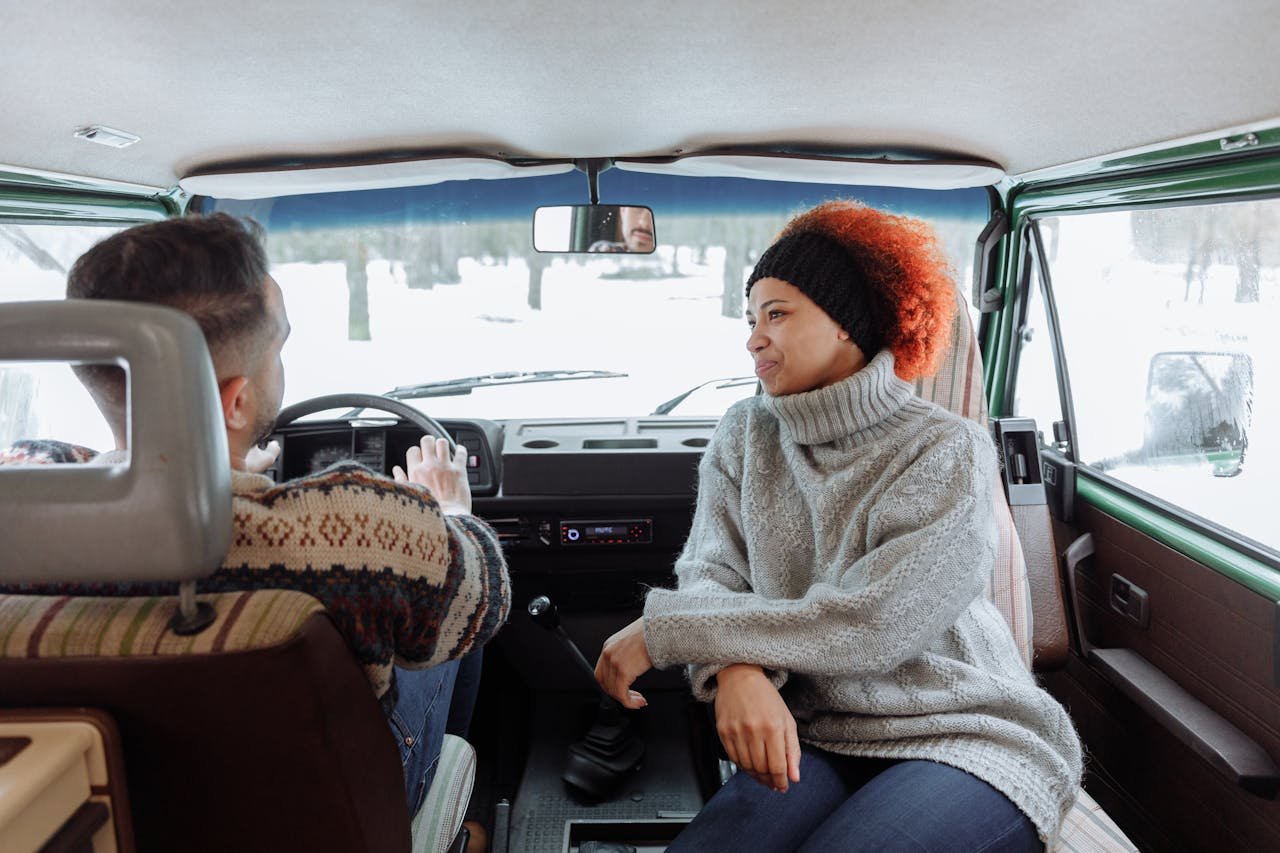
left=273, top=393, right=457, bottom=455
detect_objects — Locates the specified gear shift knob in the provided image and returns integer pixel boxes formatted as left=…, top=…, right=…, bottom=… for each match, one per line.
left=528, top=594, right=599, bottom=686
left=527, top=594, right=560, bottom=630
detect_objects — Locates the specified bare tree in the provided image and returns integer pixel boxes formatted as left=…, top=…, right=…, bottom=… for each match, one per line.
left=1226, top=204, right=1269, bottom=304
left=527, top=252, right=549, bottom=310
left=0, top=372, right=38, bottom=448
left=345, top=240, right=371, bottom=341
left=721, top=242, right=750, bottom=319
left=1183, top=210, right=1216, bottom=304
left=0, top=226, right=66, bottom=272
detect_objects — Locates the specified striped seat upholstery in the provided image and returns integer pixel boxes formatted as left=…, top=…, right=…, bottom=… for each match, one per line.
left=914, top=304, right=1035, bottom=670
left=916, top=295, right=1137, bottom=852
left=1058, top=789, right=1140, bottom=852
left=1, top=590, right=324, bottom=658
left=412, top=734, right=476, bottom=853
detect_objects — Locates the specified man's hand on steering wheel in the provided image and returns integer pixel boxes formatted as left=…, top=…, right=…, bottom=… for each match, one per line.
left=243, top=439, right=281, bottom=474
left=273, top=393, right=468, bottom=513
left=393, top=436, right=472, bottom=516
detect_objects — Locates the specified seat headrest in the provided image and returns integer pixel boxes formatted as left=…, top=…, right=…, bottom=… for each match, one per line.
left=913, top=291, right=989, bottom=425
left=0, top=300, right=231, bottom=584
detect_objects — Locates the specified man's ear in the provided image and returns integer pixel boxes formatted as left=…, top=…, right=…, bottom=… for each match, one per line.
left=218, top=375, right=252, bottom=431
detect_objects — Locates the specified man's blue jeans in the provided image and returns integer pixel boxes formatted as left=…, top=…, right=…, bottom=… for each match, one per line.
left=668, top=745, right=1041, bottom=852
left=388, top=651, right=483, bottom=816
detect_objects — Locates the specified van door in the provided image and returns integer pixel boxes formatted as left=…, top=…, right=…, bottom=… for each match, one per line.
left=993, top=155, right=1280, bottom=851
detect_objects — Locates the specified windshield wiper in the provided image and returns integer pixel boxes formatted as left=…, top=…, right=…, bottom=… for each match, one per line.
left=651, top=376, right=758, bottom=415
left=384, top=369, right=627, bottom=400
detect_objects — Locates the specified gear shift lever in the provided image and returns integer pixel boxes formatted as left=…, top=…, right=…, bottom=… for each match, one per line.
left=527, top=595, right=645, bottom=801
left=528, top=595, right=603, bottom=690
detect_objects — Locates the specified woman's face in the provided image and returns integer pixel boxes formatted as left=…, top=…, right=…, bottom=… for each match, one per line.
left=745, top=277, right=867, bottom=396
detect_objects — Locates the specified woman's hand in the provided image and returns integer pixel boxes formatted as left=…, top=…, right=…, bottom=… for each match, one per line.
left=714, top=663, right=801, bottom=792
left=393, top=436, right=471, bottom=516
left=594, top=617, right=652, bottom=709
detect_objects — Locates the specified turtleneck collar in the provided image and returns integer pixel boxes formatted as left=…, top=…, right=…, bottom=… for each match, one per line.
left=762, top=349, right=915, bottom=445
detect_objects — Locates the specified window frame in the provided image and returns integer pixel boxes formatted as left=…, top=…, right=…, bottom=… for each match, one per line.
left=0, top=167, right=177, bottom=227
left=1001, top=219, right=1081, bottom=462
left=986, top=150, right=1280, bottom=599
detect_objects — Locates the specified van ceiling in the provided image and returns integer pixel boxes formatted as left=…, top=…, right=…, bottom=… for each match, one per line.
left=2, top=1, right=1277, bottom=191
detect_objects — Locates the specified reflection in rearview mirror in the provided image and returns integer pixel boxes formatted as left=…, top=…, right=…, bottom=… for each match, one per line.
left=1143, top=351, right=1253, bottom=477
left=533, top=205, right=656, bottom=253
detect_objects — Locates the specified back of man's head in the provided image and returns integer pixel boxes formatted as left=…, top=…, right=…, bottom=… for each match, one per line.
left=68, top=213, right=272, bottom=413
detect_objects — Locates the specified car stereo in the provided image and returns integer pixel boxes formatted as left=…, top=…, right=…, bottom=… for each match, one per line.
left=559, top=519, right=653, bottom=546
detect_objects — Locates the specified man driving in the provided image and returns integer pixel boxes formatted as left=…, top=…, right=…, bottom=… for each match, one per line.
left=0, top=213, right=510, bottom=821
left=586, top=205, right=656, bottom=253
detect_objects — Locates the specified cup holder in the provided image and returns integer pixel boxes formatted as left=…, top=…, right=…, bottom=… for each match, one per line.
left=681, top=437, right=710, bottom=448
left=522, top=439, right=559, bottom=449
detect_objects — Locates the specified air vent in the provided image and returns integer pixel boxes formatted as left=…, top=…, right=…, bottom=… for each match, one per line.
left=581, top=438, right=657, bottom=450
left=487, top=517, right=527, bottom=545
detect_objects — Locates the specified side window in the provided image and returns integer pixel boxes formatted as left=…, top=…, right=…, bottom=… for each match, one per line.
left=0, top=223, right=124, bottom=454
left=1010, top=230, right=1064, bottom=444
left=1025, top=200, right=1279, bottom=554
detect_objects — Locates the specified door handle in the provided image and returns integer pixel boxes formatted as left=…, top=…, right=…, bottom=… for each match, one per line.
left=1062, top=533, right=1094, bottom=656
left=1110, top=574, right=1150, bottom=629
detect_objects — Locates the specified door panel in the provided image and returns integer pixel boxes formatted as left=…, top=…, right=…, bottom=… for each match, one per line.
left=1047, top=498, right=1280, bottom=850
left=1066, top=506, right=1276, bottom=712
left=1001, top=189, right=1280, bottom=850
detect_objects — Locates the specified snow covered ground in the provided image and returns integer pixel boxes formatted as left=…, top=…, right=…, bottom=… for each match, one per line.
left=275, top=248, right=756, bottom=421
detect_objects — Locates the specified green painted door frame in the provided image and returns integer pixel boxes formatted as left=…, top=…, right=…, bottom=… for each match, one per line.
left=980, top=146, right=1280, bottom=600
left=0, top=167, right=179, bottom=224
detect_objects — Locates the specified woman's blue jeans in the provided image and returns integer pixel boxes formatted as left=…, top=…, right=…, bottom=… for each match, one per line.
left=388, top=650, right=483, bottom=816
left=668, top=745, right=1041, bottom=852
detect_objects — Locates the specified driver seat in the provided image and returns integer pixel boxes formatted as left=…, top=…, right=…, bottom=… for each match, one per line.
left=0, top=300, right=472, bottom=853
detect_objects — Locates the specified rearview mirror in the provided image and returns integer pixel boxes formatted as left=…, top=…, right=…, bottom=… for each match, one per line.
left=1143, top=350, right=1253, bottom=477
left=533, top=205, right=656, bottom=253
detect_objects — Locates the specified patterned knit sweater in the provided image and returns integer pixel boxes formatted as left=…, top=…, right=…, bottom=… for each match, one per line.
left=1, top=442, right=511, bottom=708
left=642, top=350, right=1082, bottom=844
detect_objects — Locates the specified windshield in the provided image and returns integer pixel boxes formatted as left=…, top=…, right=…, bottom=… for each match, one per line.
left=208, top=170, right=989, bottom=419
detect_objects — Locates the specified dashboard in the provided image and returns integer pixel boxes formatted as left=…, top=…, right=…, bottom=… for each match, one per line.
left=266, top=412, right=718, bottom=691
left=266, top=414, right=716, bottom=556
left=270, top=418, right=503, bottom=494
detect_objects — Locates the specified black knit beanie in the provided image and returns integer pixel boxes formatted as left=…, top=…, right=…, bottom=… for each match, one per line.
left=745, top=231, right=883, bottom=356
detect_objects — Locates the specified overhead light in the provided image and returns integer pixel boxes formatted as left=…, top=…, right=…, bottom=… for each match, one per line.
left=74, top=125, right=140, bottom=149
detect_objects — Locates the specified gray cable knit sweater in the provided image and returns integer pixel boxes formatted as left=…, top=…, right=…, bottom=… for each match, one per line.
left=643, top=349, right=1082, bottom=844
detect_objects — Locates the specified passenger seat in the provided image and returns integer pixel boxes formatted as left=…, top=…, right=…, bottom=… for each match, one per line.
left=914, top=293, right=1138, bottom=853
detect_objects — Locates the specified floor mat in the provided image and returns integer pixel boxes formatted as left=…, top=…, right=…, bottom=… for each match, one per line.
left=506, top=692, right=705, bottom=853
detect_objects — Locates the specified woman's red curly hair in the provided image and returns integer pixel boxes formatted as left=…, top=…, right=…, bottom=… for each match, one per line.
left=777, top=201, right=956, bottom=381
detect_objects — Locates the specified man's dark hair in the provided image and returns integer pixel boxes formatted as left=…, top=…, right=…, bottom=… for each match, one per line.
left=68, top=213, right=272, bottom=404
left=68, top=212, right=270, bottom=355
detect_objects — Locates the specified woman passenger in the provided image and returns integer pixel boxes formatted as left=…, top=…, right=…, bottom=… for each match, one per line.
left=595, top=201, right=1082, bottom=851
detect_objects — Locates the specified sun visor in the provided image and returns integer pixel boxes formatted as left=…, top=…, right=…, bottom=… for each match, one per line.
left=615, top=154, right=1004, bottom=189
left=181, top=158, right=576, bottom=200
